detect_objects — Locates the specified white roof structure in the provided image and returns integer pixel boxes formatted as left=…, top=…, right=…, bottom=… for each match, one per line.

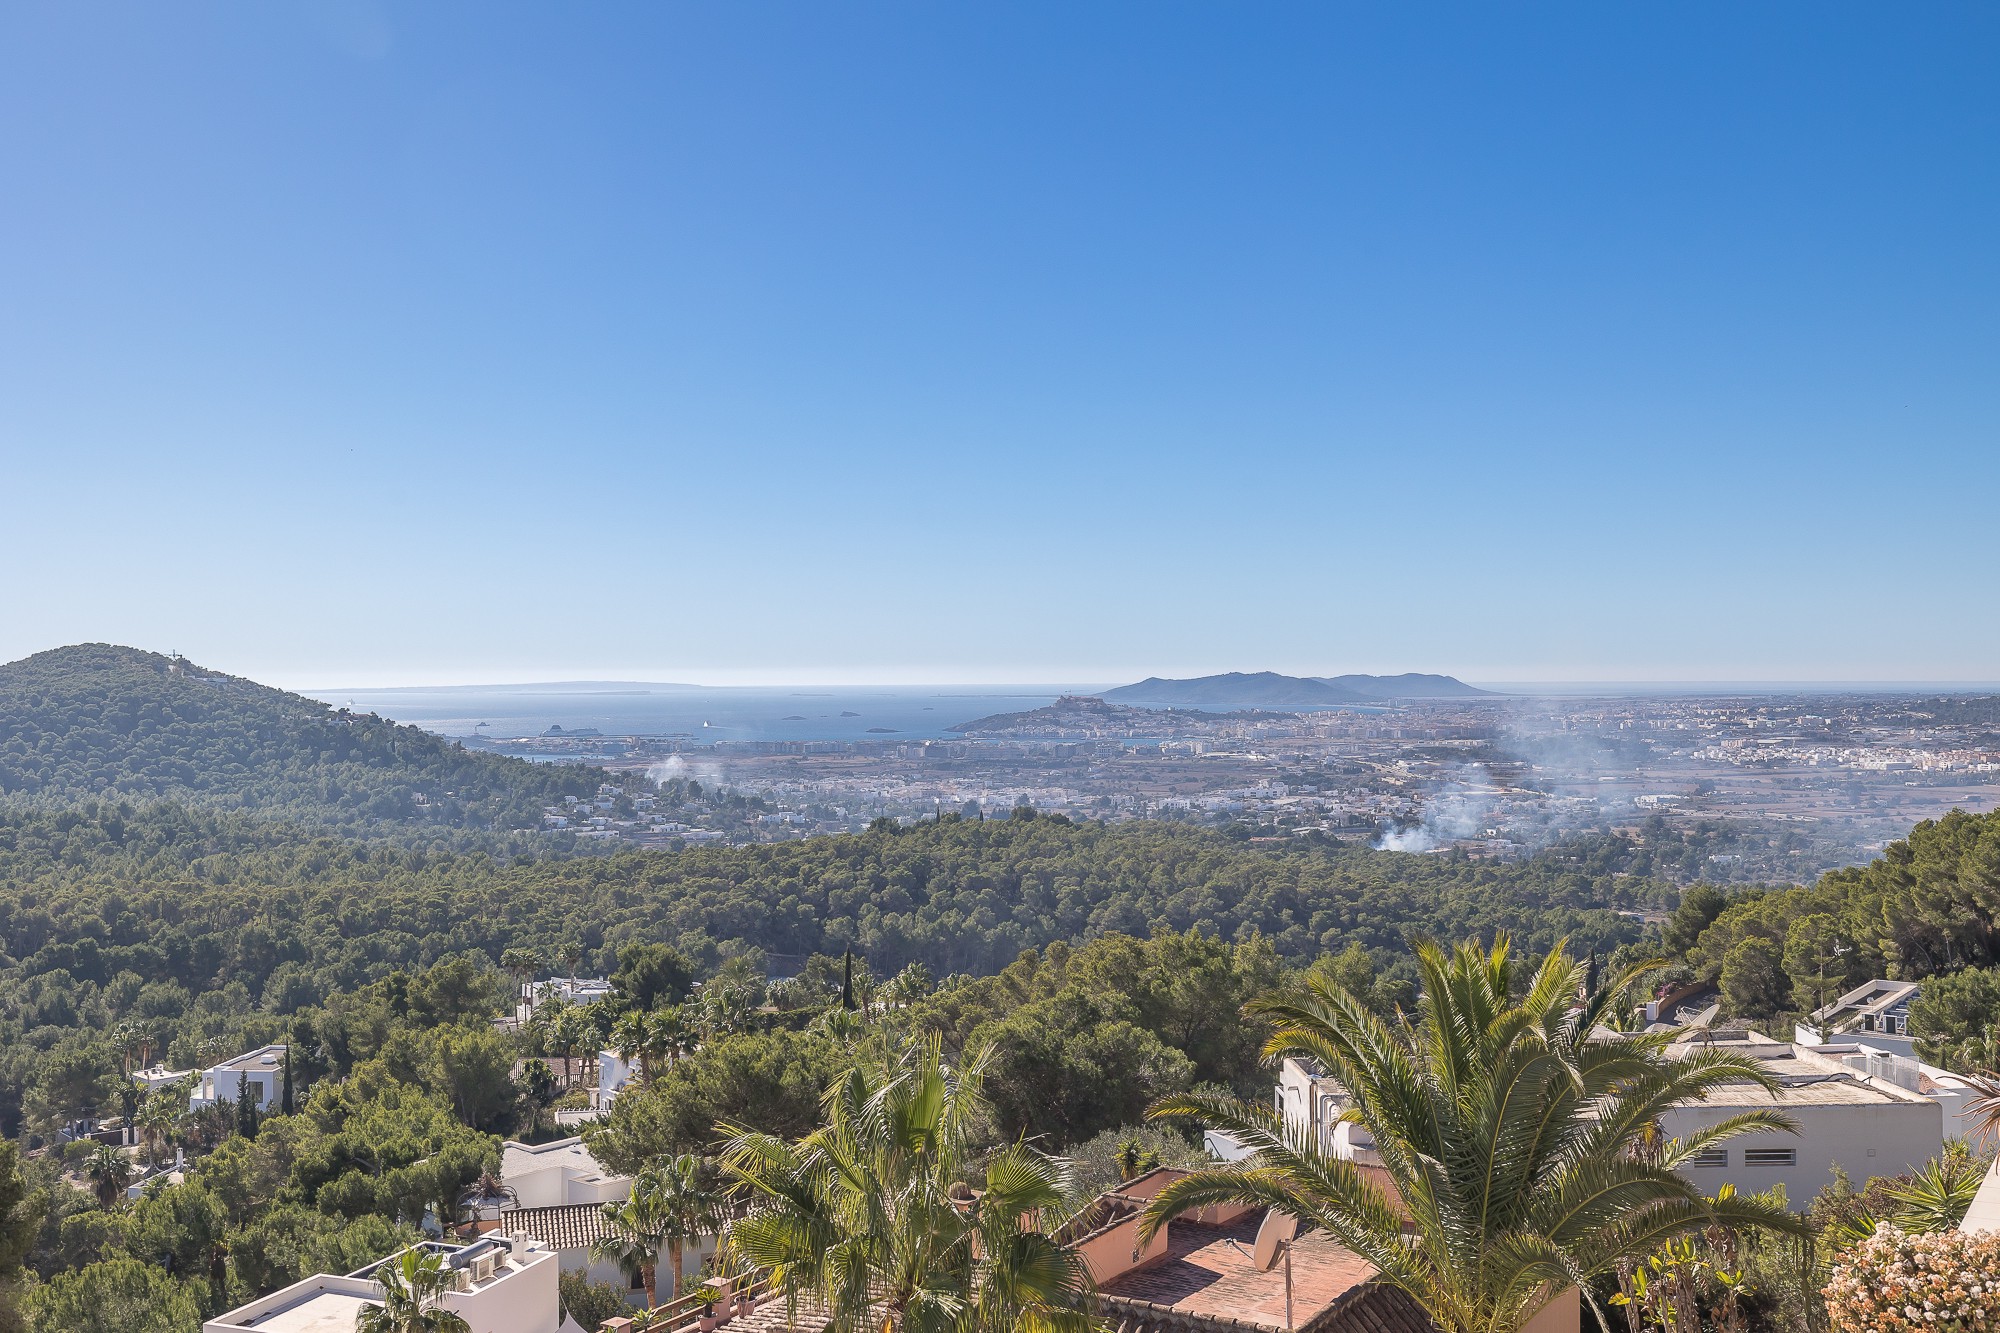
left=1809, top=979, right=1921, bottom=1032
left=204, top=1237, right=559, bottom=1333
left=500, top=1136, right=631, bottom=1210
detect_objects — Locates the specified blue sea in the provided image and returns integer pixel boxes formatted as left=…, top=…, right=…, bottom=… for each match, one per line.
left=307, top=683, right=1109, bottom=743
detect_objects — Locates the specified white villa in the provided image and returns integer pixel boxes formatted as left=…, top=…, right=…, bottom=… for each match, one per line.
left=516, top=976, right=615, bottom=1026
left=189, top=1044, right=287, bottom=1111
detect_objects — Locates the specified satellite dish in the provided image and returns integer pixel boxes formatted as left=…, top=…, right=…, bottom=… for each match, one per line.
left=1250, top=1209, right=1299, bottom=1272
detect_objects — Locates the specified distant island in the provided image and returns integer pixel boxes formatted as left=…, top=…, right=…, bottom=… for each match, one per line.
left=950, top=694, right=1267, bottom=736
left=1102, top=670, right=1490, bottom=708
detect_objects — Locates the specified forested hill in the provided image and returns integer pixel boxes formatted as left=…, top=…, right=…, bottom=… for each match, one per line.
left=0, top=800, right=1659, bottom=991
left=0, top=644, right=610, bottom=835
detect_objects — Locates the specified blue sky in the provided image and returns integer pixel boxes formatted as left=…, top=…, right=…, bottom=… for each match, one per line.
left=2, top=3, right=1996, bottom=686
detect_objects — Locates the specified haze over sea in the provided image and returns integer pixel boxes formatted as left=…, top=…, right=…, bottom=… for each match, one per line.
left=312, top=684, right=1106, bottom=744
left=307, top=678, right=2000, bottom=749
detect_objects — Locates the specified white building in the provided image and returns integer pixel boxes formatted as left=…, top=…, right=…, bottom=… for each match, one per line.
left=189, top=1044, right=287, bottom=1111
left=496, top=1138, right=719, bottom=1305
left=1271, top=1036, right=1944, bottom=1210
left=1964, top=1159, right=2000, bottom=1235
left=1791, top=1034, right=1992, bottom=1142
left=596, top=1050, right=635, bottom=1110
left=204, top=1237, right=558, bottom=1333
left=516, top=977, right=614, bottom=1026
left=1795, top=978, right=1923, bottom=1054
left=495, top=1138, right=640, bottom=1297
left=129, top=1064, right=194, bottom=1094
left=1659, top=1031, right=1942, bottom=1205
left=501, top=1138, right=630, bottom=1210
left=1273, top=1056, right=1380, bottom=1162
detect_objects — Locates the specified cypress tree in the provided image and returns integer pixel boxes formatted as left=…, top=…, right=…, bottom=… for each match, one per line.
left=235, top=1072, right=258, bottom=1140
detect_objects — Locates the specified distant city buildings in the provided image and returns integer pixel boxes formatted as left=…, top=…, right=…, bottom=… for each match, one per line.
left=470, top=691, right=2000, bottom=879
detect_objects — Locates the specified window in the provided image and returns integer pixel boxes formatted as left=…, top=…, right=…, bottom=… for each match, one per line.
left=1744, top=1148, right=1797, bottom=1166
left=1690, top=1149, right=1728, bottom=1168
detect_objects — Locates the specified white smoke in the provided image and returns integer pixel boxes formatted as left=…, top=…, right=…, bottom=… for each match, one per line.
left=1376, top=765, right=1503, bottom=853
left=646, top=754, right=727, bottom=788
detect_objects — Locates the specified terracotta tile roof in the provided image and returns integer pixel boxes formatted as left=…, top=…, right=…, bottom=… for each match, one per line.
left=1100, top=1215, right=1377, bottom=1329
left=501, top=1202, right=610, bottom=1253
left=1102, top=1281, right=1435, bottom=1333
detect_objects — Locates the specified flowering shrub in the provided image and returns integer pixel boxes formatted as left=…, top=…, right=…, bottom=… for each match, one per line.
left=1824, top=1224, right=2000, bottom=1333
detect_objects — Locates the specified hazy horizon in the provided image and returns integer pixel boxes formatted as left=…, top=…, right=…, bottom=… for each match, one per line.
left=301, top=670, right=2000, bottom=697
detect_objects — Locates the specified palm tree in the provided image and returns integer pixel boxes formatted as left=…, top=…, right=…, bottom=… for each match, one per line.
left=609, top=1011, right=650, bottom=1084
left=109, top=1021, right=146, bottom=1076
left=357, top=1248, right=472, bottom=1333
left=1138, top=937, right=1806, bottom=1333
left=84, top=1143, right=132, bottom=1207
left=137, top=1092, right=181, bottom=1166
left=645, top=1006, right=692, bottom=1076
left=501, top=946, right=542, bottom=996
left=645, top=1154, right=723, bottom=1302
left=452, top=1169, right=520, bottom=1236
left=721, top=1036, right=1095, bottom=1333
left=592, top=1168, right=680, bottom=1304
left=548, top=1006, right=585, bottom=1090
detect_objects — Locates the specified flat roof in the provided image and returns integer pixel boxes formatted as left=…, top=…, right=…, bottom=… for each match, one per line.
left=501, top=1136, right=623, bottom=1183
left=229, top=1290, right=370, bottom=1333
left=1100, top=1213, right=1374, bottom=1327
left=212, top=1044, right=287, bottom=1073
left=1661, top=1043, right=1931, bottom=1106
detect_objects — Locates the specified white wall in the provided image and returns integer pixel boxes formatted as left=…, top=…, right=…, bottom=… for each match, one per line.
left=1961, top=1158, right=2000, bottom=1235
left=193, top=1066, right=281, bottom=1109
left=1277, top=1058, right=1346, bottom=1149
left=447, top=1248, right=560, bottom=1333
left=1660, top=1097, right=1942, bottom=1206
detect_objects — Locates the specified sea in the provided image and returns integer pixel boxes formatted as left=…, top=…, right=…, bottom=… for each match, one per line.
left=307, top=683, right=1111, bottom=744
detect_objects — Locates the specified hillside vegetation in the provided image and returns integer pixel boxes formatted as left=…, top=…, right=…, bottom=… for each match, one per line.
left=0, top=799, right=1666, bottom=1130
left=0, top=644, right=610, bottom=836
left=1667, top=805, right=2000, bottom=1063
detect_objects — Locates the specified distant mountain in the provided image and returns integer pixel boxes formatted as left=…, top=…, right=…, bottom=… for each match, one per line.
left=0, top=644, right=611, bottom=833
left=1319, top=673, right=1492, bottom=699
left=1102, top=670, right=1491, bottom=708
left=1102, top=672, right=1371, bottom=707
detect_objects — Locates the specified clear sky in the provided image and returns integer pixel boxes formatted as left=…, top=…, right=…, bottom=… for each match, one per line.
left=3, top=4, right=1997, bottom=688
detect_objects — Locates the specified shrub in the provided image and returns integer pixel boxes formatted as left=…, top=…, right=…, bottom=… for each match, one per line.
left=1823, top=1224, right=2000, bottom=1333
